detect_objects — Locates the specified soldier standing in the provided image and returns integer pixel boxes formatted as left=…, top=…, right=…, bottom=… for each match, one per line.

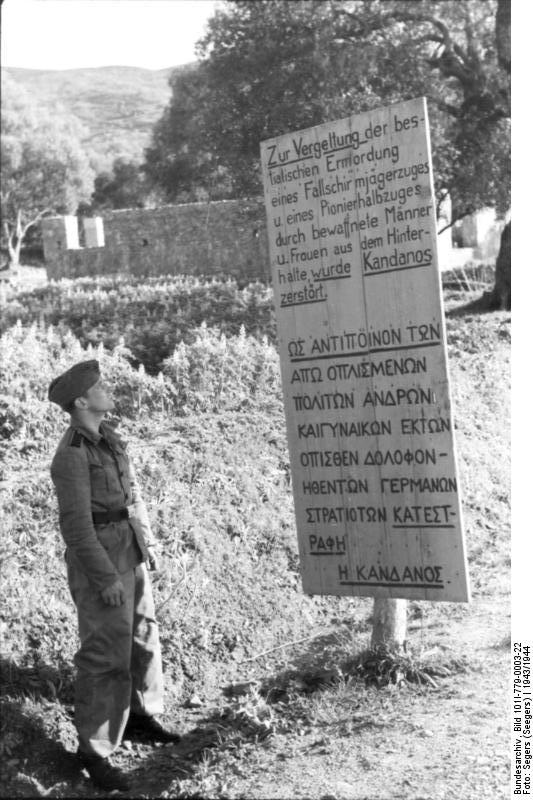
left=48, top=360, right=180, bottom=791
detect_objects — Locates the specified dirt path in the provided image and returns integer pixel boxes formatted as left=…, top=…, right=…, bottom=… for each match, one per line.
left=87, top=596, right=508, bottom=800
left=185, top=600, right=511, bottom=800
left=4, top=596, right=510, bottom=799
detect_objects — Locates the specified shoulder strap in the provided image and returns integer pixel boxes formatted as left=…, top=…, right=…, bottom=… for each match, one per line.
left=69, top=430, right=83, bottom=448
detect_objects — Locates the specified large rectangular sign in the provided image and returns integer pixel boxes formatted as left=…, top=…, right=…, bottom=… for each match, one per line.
left=260, top=98, right=470, bottom=602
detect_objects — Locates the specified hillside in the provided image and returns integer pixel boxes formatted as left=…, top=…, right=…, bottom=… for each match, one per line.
left=3, top=64, right=190, bottom=172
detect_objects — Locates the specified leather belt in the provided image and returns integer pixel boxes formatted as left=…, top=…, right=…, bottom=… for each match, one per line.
left=92, top=507, right=130, bottom=524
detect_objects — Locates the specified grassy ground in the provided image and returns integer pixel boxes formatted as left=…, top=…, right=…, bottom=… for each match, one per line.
left=0, top=276, right=510, bottom=799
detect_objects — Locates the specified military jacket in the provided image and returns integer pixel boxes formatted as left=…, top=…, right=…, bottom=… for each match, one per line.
left=51, top=420, right=156, bottom=591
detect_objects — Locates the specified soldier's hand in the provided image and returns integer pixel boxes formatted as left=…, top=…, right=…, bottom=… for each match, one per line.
left=147, top=547, right=159, bottom=571
left=100, top=579, right=125, bottom=606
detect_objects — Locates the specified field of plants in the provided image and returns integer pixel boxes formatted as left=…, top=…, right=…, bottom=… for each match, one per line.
left=0, top=272, right=510, bottom=799
left=0, top=276, right=276, bottom=374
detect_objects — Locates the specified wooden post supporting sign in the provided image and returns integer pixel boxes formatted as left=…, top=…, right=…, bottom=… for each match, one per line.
left=260, top=98, right=470, bottom=604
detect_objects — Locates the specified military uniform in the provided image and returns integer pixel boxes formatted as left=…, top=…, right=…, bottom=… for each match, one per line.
left=49, top=361, right=165, bottom=760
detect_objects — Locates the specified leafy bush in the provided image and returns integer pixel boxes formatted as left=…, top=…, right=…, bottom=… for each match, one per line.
left=0, top=322, right=282, bottom=441
left=162, top=322, right=281, bottom=414
left=0, top=275, right=276, bottom=374
left=0, top=320, right=323, bottom=706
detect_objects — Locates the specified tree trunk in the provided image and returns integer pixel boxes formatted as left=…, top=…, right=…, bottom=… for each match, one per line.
left=496, top=0, right=511, bottom=74
left=371, top=598, right=407, bottom=650
left=7, top=236, right=22, bottom=268
left=5, top=210, right=24, bottom=269
left=4, top=208, right=52, bottom=270
left=487, top=220, right=511, bottom=310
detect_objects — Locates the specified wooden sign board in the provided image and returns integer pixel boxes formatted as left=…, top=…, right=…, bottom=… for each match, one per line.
left=260, top=97, right=470, bottom=602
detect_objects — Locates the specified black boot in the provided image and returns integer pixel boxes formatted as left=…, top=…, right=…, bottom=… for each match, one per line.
left=123, top=712, right=181, bottom=743
left=77, top=749, right=130, bottom=791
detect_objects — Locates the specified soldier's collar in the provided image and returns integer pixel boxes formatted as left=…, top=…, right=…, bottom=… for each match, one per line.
left=70, top=421, right=125, bottom=449
left=70, top=424, right=102, bottom=445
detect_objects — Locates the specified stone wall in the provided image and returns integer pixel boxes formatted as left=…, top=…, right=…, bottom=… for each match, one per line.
left=42, top=197, right=505, bottom=283
left=42, top=198, right=269, bottom=283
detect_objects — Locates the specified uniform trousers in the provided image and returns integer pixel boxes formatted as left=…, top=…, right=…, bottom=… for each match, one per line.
left=68, top=561, right=164, bottom=758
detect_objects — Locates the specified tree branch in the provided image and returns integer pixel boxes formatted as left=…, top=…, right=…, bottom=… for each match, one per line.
left=438, top=208, right=475, bottom=235
left=20, top=208, right=52, bottom=238
left=496, top=0, right=511, bottom=74
left=427, top=97, right=461, bottom=118
left=335, top=7, right=474, bottom=86
left=335, top=8, right=454, bottom=47
left=411, top=33, right=445, bottom=47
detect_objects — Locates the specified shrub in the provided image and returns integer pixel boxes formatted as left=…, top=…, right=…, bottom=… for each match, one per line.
left=0, top=275, right=276, bottom=374
left=0, top=322, right=282, bottom=442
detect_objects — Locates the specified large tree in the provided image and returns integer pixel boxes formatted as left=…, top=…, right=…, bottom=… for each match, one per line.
left=1, top=73, right=94, bottom=269
left=146, top=0, right=510, bottom=306
left=330, top=0, right=511, bottom=308
left=144, top=63, right=233, bottom=203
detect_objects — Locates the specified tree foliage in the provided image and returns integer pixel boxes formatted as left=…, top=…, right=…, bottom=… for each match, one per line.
left=91, top=158, right=151, bottom=211
left=145, top=0, right=510, bottom=221
left=1, top=73, right=94, bottom=266
left=144, top=64, right=233, bottom=203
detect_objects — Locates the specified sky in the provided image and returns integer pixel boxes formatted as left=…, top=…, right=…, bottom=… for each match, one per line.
left=1, top=0, right=220, bottom=70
